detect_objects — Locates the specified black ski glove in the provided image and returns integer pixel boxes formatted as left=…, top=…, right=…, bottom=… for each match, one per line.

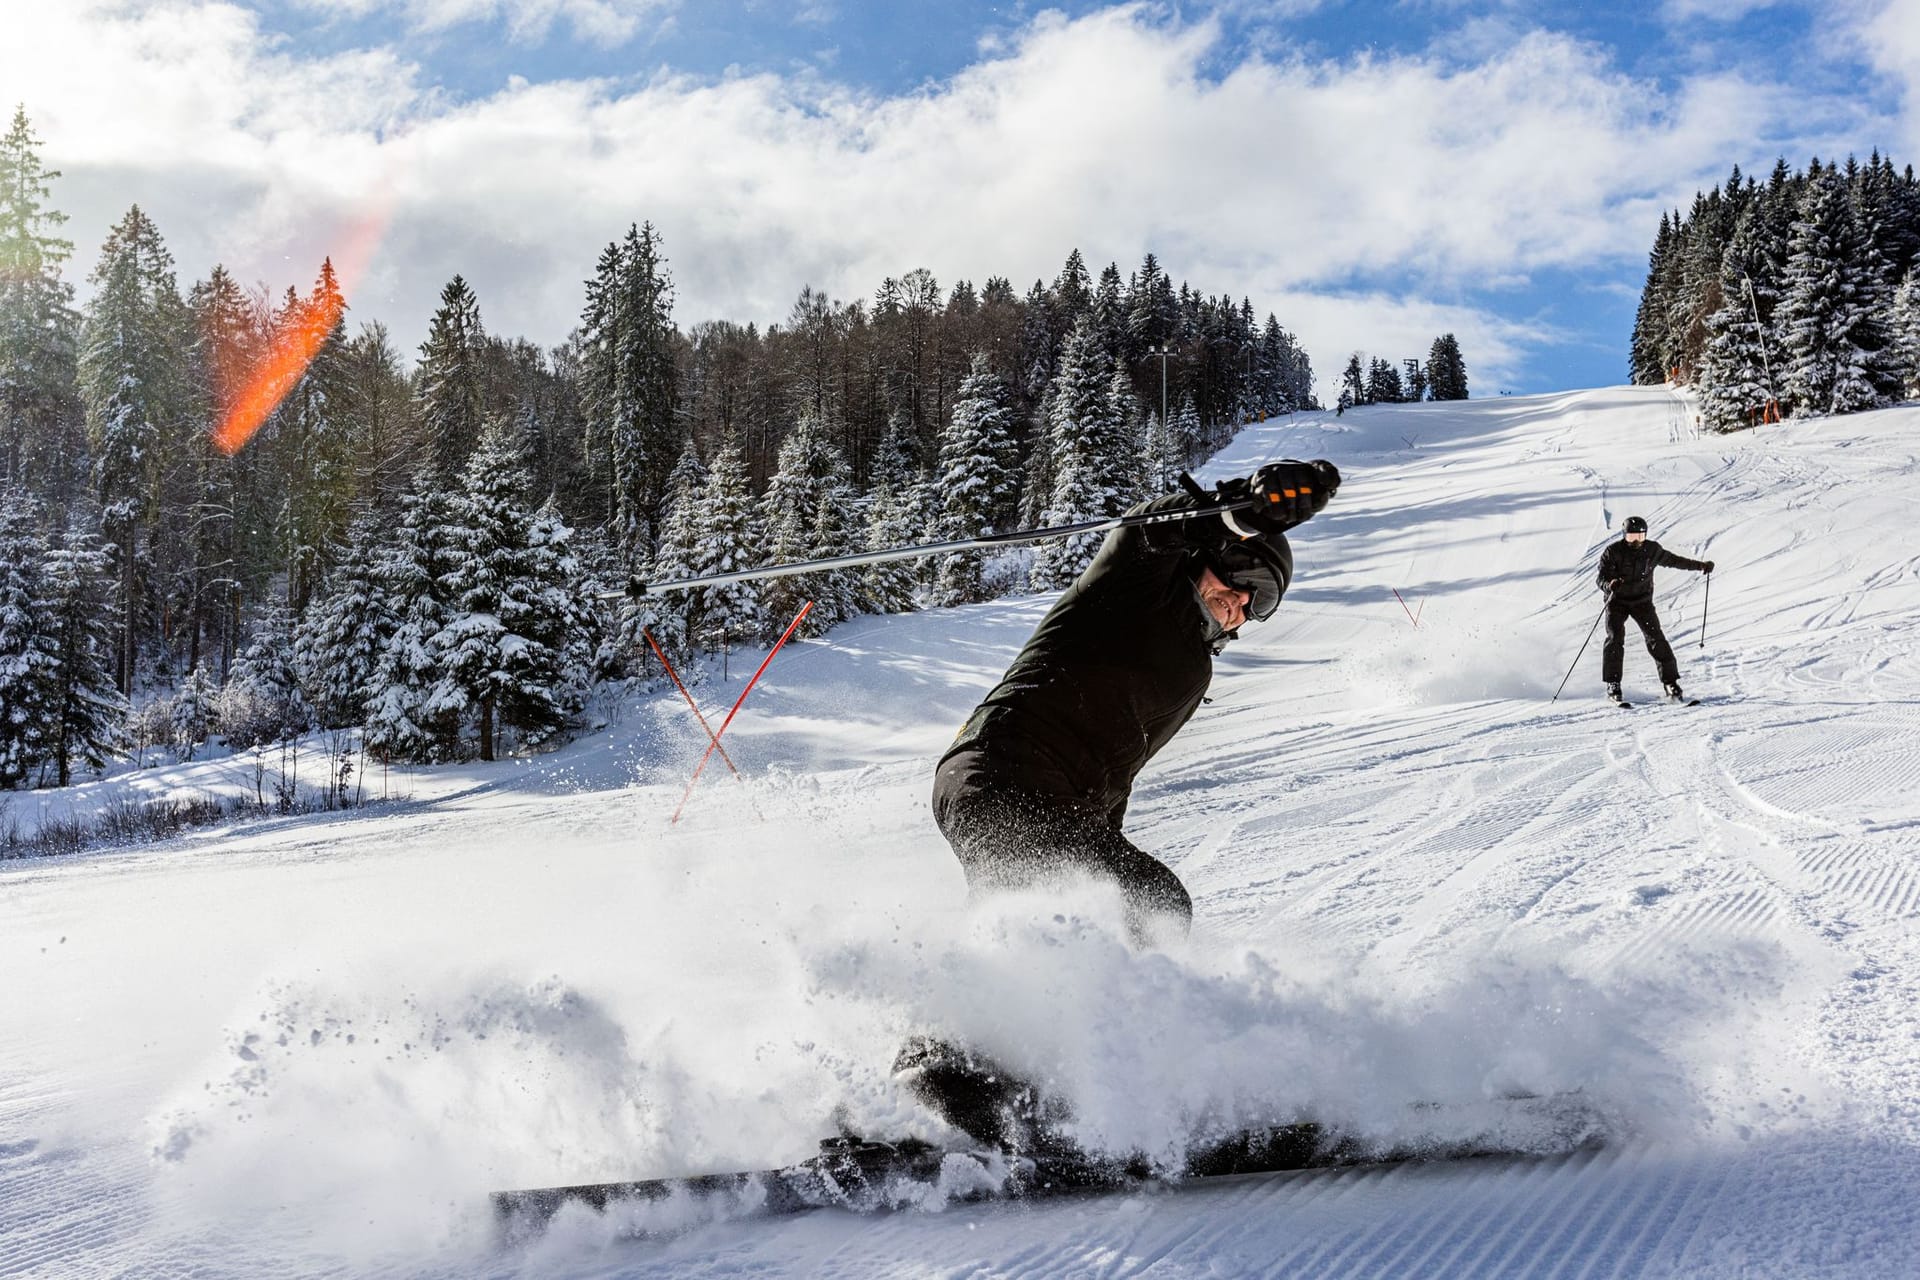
left=1703, top=560, right=1715, bottom=574
left=1233, top=459, right=1339, bottom=533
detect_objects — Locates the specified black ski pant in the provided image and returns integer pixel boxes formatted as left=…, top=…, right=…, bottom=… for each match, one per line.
left=932, top=749, right=1192, bottom=943
left=1601, top=595, right=1679, bottom=686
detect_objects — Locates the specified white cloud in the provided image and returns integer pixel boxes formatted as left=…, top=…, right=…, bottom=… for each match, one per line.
left=0, top=2, right=1898, bottom=395
left=294, top=0, right=678, bottom=46
left=1660, top=0, right=1790, bottom=20
left=1844, top=0, right=1920, bottom=156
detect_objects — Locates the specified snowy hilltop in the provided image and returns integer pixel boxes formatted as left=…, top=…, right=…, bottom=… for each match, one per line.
left=4, top=384, right=1920, bottom=1278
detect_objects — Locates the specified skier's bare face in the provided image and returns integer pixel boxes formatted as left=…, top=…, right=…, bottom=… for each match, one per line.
left=1197, top=566, right=1252, bottom=630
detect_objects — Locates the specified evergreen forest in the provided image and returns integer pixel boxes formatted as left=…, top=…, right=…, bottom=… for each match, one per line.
left=1630, top=152, right=1920, bottom=429
left=2, top=105, right=1391, bottom=797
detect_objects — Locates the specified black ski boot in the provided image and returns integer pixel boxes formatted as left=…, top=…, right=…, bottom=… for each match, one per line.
left=1663, top=681, right=1685, bottom=702
left=1606, top=681, right=1625, bottom=706
left=891, top=1036, right=1075, bottom=1157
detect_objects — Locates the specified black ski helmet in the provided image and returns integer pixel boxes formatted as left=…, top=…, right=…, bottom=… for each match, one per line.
left=1208, top=532, right=1292, bottom=622
left=1623, top=515, right=1648, bottom=534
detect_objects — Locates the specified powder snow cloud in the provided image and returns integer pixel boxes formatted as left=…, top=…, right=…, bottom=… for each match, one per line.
left=0, top=1, right=1905, bottom=394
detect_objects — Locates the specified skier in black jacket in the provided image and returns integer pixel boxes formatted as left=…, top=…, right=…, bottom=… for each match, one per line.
left=1597, top=515, right=1712, bottom=704
left=930, top=458, right=1340, bottom=946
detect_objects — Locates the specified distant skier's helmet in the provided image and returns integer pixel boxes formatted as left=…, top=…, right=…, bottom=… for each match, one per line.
left=1624, top=516, right=1649, bottom=534
left=1210, top=533, right=1292, bottom=622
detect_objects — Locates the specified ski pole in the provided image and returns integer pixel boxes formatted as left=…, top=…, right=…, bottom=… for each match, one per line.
left=613, top=497, right=1267, bottom=599
left=1699, top=572, right=1710, bottom=648
left=1552, top=601, right=1607, bottom=702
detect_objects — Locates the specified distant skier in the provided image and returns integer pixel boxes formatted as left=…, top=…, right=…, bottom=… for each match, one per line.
left=930, top=459, right=1340, bottom=946
left=1597, top=515, right=1712, bottom=704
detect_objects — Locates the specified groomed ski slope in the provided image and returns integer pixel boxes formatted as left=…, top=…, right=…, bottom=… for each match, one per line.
left=5, top=384, right=1920, bottom=1278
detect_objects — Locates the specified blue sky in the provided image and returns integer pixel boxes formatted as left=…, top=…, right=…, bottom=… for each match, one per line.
left=8, top=1, right=1918, bottom=397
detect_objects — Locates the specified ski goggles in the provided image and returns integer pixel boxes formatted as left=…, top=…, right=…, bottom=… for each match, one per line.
left=1213, top=538, right=1291, bottom=623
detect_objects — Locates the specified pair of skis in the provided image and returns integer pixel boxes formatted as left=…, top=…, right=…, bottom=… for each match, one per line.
left=491, top=1094, right=1607, bottom=1242
left=1612, top=693, right=1704, bottom=709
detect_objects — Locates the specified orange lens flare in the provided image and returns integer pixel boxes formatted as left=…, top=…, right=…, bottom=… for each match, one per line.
left=212, top=205, right=387, bottom=456
left=212, top=288, right=343, bottom=455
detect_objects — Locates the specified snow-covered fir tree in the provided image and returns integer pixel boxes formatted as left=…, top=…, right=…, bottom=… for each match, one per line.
left=861, top=473, right=921, bottom=615
left=0, top=500, right=54, bottom=787
left=1138, top=410, right=1181, bottom=502
left=79, top=204, right=187, bottom=693
left=416, top=274, right=487, bottom=479
left=694, top=433, right=765, bottom=650
left=1030, top=316, right=1130, bottom=589
left=1776, top=167, right=1903, bottom=416
left=168, top=661, right=217, bottom=761
left=1891, top=268, right=1920, bottom=397
left=363, top=482, right=464, bottom=762
left=222, top=601, right=311, bottom=748
left=277, top=260, right=354, bottom=614
left=427, top=423, right=590, bottom=761
left=760, top=414, right=861, bottom=638
left=580, top=222, right=679, bottom=561
left=933, top=353, right=1020, bottom=604
left=0, top=107, right=82, bottom=505
left=629, top=438, right=708, bottom=668
left=1426, top=335, right=1469, bottom=400
left=296, top=513, right=396, bottom=728
left=1107, top=361, right=1145, bottom=501
left=1699, top=209, right=1787, bottom=432
left=1172, top=394, right=1203, bottom=469
left=38, top=532, right=124, bottom=787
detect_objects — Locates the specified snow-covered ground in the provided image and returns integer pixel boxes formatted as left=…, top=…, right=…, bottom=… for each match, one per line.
left=6, top=384, right=1920, bottom=1277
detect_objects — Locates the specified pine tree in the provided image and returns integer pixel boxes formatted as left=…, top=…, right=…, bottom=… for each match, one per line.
left=1030, top=317, right=1128, bottom=589
left=1172, top=394, right=1203, bottom=468
left=1366, top=357, right=1404, bottom=405
left=363, top=481, right=463, bottom=762
left=1426, top=335, right=1469, bottom=400
left=0, top=499, right=54, bottom=787
left=933, top=353, right=1020, bottom=605
left=426, top=423, right=581, bottom=761
left=79, top=205, right=187, bottom=693
left=296, top=513, right=396, bottom=728
left=1631, top=212, right=1679, bottom=383
left=278, top=259, right=354, bottom=614
left=760, top=414, right=859, bottom=638
left=1777, top=167, right=1903, bottom=415
left=39, top=531, right=124, bottom=786
left=693, top=433, right=765, bottom=649
left=223, top=601, right=310, bottom=747
left=1340, top=354, right=1367, bottom=408
left=0, top=106, right=82, bottom=505
left=1106, top=360, right=1144, bottom=502
left=1699, top=208, right=1786, bottom=432
left=861, top=474, right=920, bottom=614
left=581, top=223, right=679, bottom=562
left=632, top=439, right=708, bottom=665
left=416, top=274, right=487, bottom=479
left=168, top=661, right=217, bottom=761
left=1892, top=268, right=1920, bottom=397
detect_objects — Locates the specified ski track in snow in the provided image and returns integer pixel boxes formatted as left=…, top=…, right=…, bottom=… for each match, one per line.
left=7, top=387, right=1920, bottom=1276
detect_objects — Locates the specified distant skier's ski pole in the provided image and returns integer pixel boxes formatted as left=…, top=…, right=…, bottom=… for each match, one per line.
left=1553, top=602, right=1607, bottom=702
left=642, top=626, right=740, bottom=779
left=1699, top=573, right=1711, bottom=648
left=672, top=601, right=814, bottom=824
left=617, top=499, right=1264, bottom=598
left=1392, top=588, right=1420, bottom=629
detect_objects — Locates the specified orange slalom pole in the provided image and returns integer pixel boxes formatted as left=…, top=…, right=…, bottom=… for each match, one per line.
left=671, top=601, right=814, bottom=824
left=643, top=626, right=740, bottom=779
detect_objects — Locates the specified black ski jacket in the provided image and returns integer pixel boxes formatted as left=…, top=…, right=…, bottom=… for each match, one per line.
left=1597, top=538, right=1708, bottom=603
left=941, top=492, right=1251, bottom=827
